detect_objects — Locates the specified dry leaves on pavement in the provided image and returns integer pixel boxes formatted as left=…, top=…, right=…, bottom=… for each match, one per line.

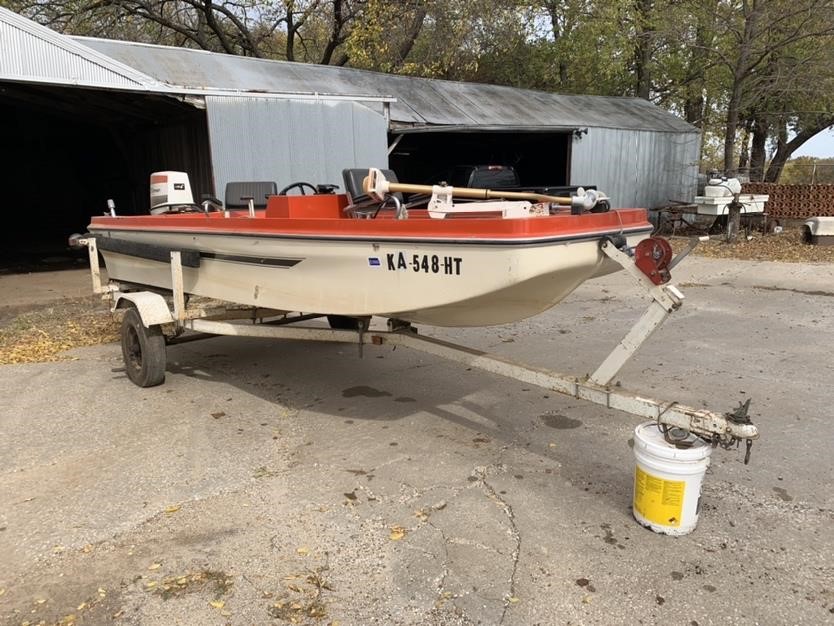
left=0, top=297, right=118, bottom=364
left=671, top=228, right=834, bottom=263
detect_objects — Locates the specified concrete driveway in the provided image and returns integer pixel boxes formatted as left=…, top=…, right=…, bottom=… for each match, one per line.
left=0, top=257, right=832, bottom=625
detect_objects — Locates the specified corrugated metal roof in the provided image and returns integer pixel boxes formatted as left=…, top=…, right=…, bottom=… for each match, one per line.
left=0, top=6, right=163, bottom=91
left=76, top=37, right=697, bottom=134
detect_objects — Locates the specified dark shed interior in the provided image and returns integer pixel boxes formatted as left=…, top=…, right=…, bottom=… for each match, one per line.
left=0, top=83, right=213, bottom=270
left=388, top=130, right=572, bottom=187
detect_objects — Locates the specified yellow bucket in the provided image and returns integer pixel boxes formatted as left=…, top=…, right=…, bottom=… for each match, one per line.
left=632, top=422, right=712, bottom=536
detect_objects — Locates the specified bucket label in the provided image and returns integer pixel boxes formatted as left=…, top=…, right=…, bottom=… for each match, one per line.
left=634, top=467, right=685, bottom=527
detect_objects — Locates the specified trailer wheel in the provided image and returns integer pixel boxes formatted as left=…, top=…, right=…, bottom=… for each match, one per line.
left=121, top=307, right=166, bottom=387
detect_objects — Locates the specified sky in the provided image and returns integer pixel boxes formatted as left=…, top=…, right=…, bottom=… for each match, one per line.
left=792, top=128, right=834, bottom=158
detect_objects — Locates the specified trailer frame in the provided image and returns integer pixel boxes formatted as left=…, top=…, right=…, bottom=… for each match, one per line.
left=78, top=236, right=758, bottom=457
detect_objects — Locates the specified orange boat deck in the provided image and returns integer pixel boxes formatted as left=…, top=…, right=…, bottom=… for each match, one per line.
left=90, top=193, right=652, bottom=242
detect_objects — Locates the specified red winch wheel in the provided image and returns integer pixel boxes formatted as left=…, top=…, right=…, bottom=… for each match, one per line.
left=634, top=237, right=673, bottom=285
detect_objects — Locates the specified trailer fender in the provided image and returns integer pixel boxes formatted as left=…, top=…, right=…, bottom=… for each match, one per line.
left=114, top=292, right=175, bottom=327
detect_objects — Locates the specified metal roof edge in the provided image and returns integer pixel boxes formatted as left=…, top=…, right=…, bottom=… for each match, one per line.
left=390, top=123, right=700, bottom=135
left=175, top=87, right=395, bottom=103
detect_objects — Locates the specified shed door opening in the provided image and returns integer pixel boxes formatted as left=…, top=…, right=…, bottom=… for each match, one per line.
left=0, top=84, right=211, bottom=271
left=388, top=131, right=572, bottom=187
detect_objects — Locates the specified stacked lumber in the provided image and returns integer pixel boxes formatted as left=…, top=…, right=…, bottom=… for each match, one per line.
left=741, top=183, right=834, bottom=219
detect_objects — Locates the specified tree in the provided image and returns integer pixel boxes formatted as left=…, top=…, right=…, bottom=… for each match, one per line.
left=702, top=0, right=834, bottom=175
left=9, top=0, right=365, bottom=62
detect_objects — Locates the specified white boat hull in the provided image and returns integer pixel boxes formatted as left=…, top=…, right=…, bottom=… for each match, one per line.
left=90, top=228, right=650, bottom=326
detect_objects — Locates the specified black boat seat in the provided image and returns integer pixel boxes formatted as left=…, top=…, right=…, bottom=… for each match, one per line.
left=342, top=168, right=403, bottom=205
left=225, top=181, right=278, bottom=209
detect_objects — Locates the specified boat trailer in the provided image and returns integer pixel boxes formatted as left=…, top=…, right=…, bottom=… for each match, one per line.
left=77, top=235, right=758, bottom=461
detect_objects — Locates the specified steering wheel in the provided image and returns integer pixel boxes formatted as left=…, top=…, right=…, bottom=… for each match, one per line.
left=279, top=181, right=318, bottom=196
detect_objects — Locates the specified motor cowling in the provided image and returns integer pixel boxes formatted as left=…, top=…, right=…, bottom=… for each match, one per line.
left=634, top=237, right=673, bottom=285
left=149, top=171, right=195, bottom=214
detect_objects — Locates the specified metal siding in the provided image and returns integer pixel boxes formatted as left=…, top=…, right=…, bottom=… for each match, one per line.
left=0, top=7, right=159, bottom=89
left=205, top=96, right=388, bottom=197
left=571, top=129, right=699, bottom=209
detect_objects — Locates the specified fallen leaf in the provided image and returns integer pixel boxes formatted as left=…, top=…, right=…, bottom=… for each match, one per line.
left=508, top=596, right=520, bottom=604
left=145, top=581, right=157, bottom=589
left=35, top=598, right=46, bottom=604
left=76, top=603, right=87, bottom=611
left=209, top=599, right=225, bottom=609
left=389, top=526, right=407, bottom=541
left=164, top=505, right=180, bottom=514
left=253, top=466, right=279, bottom=478
left=211, top=412, right=226, bottom=419
left=296, top=546, right=309, bottom=556
left=148, top=563, right=161, bottom=571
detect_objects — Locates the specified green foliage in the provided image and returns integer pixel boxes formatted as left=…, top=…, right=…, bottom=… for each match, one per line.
left=781, top=156, right=834, bottom=184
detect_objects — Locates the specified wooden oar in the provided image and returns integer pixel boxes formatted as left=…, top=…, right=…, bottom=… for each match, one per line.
left=362, top=168, right=574, bottom=204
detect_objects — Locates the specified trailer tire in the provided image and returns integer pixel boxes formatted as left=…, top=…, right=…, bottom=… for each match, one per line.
left=121, top=307, right=166, bottom=387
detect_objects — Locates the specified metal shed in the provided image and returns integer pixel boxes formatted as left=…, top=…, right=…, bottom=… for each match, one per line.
left=78, top=36, right=700, bottom=210
left=1, top=5, right=699, bottom=264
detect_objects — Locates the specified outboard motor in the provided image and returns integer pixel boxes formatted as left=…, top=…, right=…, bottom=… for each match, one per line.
left=149, top=171, right=195, bottom=214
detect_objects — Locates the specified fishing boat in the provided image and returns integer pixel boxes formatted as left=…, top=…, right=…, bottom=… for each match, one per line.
left=76, top=169, right=760, bottom=462
left=87, top=169, right=657, bottom=327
